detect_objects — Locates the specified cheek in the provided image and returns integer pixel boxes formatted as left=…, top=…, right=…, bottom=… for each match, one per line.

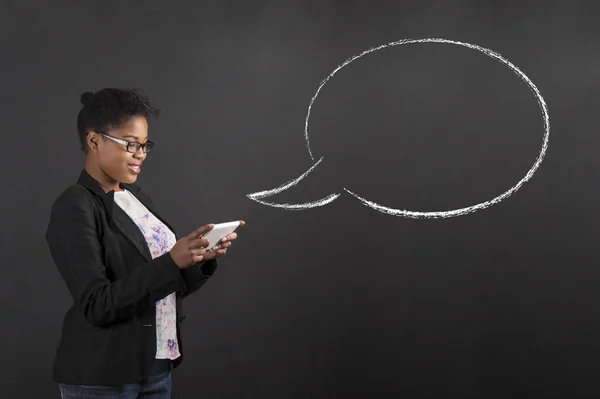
left=100, top=151, right=130, bottom=172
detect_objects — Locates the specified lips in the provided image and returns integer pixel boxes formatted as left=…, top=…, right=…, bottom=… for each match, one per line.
left=127, top=164, right=141, bottom=174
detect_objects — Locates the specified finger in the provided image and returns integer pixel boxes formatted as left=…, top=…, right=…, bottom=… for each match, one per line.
left=211, top=249, right=226, bottom=257
left=201, top=252, right=215, bottom=261
left=192, top=254, right=204, bottom=263
left=189, top=237, right=210, bottom=249
left=192, top=248, right=206, bottom=256
left=221, top=232, right=237, bottom=243
left=210, top=241, right=230, bottom=251
left=189, top=224, right=214, bottom=238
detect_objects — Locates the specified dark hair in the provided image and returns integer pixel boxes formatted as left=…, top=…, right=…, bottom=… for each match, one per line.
left=77, top=88, right=161, bottom=153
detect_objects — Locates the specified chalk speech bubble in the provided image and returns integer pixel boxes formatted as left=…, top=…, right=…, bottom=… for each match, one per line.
left=247, top=38, right=550, bottom=219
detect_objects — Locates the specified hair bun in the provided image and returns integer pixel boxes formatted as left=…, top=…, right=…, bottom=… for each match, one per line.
left=80, top=92, right=95, bottom=105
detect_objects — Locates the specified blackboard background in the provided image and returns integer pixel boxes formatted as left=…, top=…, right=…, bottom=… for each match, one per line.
left=1, top=1, right=599, bottom=397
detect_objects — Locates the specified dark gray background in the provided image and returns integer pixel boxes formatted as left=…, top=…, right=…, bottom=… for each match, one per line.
left=1, top=0, right=599, bottom=397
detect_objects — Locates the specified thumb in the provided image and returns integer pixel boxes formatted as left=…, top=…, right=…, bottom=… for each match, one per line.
left=189, top=223, right=214, bottom=238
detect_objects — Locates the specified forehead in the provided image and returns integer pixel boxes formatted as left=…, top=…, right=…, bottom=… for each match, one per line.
left=111, top=116, right=149, bottom=140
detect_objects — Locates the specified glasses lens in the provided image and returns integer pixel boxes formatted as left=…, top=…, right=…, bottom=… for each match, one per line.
left=127, top=143, right=142, bottom=153
left=144, top=141, right=154, bottom=153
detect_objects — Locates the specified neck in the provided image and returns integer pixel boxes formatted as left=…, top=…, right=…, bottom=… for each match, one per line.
left=85, top=159, right=121, bottom=193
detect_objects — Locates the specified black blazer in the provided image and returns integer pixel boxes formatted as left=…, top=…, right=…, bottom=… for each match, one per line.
left=45, top=169, right=218, bottom=385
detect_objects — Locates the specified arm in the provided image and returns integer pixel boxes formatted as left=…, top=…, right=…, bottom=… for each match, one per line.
left=45, top=187, right=186, bottom=327
left=135, top=186, right=219, bottom=299
left=179, top=259, right=218, bottom=299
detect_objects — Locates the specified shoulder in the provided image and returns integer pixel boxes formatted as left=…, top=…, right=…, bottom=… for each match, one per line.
left=55, top=184, right=93, bottom=203
left=49, top=184, right=95, bottom=215
left=46, top=185, right=100, bottom=238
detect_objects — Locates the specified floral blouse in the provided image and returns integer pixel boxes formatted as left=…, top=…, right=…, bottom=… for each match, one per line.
left=114, top=189, right=180, bottom=360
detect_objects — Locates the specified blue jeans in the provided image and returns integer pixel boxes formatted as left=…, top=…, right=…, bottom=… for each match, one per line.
left=58, top=370, right=171, bottom=399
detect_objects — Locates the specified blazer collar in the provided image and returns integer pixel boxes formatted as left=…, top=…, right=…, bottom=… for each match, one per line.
left=77, top=168, right=141, bottom=197
left=76, top=168, right=169, bottom=262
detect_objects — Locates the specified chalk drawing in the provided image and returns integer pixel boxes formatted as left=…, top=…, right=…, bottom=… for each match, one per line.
left=247, top=38, right=550, bottom=219
left=246, top=157, right=341, bottom=208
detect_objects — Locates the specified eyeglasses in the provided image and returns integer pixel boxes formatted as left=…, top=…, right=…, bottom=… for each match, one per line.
left=97, top=132, right=155, bottom=153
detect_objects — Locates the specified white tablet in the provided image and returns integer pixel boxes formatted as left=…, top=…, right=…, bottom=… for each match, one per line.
left=201, top=221, right=240, bottom=249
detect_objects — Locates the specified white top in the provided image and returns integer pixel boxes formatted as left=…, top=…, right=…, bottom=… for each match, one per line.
left=114, top=189, right=181, bottom=360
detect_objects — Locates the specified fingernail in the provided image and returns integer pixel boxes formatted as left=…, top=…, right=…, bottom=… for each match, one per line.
left=213, top=246, right=219, bottom=250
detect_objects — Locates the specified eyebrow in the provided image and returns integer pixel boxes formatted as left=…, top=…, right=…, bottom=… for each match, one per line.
left=123, top=135, right=148, bottom=142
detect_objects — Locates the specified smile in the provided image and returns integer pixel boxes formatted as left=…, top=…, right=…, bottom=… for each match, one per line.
left=127, top=164, right=141, bottom=174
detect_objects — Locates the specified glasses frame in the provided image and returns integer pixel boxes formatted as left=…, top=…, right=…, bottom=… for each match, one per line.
left=96, top=131, right=154, bottom=153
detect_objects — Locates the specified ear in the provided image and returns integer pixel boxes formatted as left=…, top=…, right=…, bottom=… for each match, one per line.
left=87, top=131, right=99, bottom=150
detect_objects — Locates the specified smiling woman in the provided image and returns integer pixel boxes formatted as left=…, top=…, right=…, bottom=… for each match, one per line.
left=78, top=89, right=159, bottom=192
left=45, top=88, right=244, bottom=398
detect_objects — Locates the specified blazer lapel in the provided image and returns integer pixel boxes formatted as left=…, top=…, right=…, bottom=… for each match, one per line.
left=76, top=169, right=153, bottom=262
left=111, top=201, right=153, bottom=262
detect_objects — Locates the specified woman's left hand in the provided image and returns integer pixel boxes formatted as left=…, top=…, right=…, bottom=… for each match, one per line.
left=201, top=220, right=245, bottom=261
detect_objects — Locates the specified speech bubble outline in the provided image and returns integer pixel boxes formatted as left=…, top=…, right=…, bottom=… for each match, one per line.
left=247, top=37, right=550, bottom=219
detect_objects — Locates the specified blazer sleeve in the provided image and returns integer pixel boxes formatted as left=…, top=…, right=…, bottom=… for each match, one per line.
left=179, top=258, right=218, bottom=299
left=45, top=187, right=186, bottom=327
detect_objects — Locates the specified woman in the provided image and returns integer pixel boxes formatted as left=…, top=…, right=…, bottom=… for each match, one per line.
left=45, top=88, right=244, bottom=398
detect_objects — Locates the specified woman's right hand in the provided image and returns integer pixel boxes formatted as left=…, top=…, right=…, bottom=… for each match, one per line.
left=169, top=224, right=214, bottom=269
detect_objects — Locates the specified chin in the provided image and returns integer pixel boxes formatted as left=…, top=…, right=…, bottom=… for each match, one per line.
left=122, top=174, right=138, bottom=184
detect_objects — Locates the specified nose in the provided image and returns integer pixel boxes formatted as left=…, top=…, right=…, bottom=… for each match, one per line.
left=133, top=148, right=146, bottom=160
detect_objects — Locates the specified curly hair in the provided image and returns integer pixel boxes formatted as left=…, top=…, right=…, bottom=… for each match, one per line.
left=77, top=88, right=161, bottom=153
